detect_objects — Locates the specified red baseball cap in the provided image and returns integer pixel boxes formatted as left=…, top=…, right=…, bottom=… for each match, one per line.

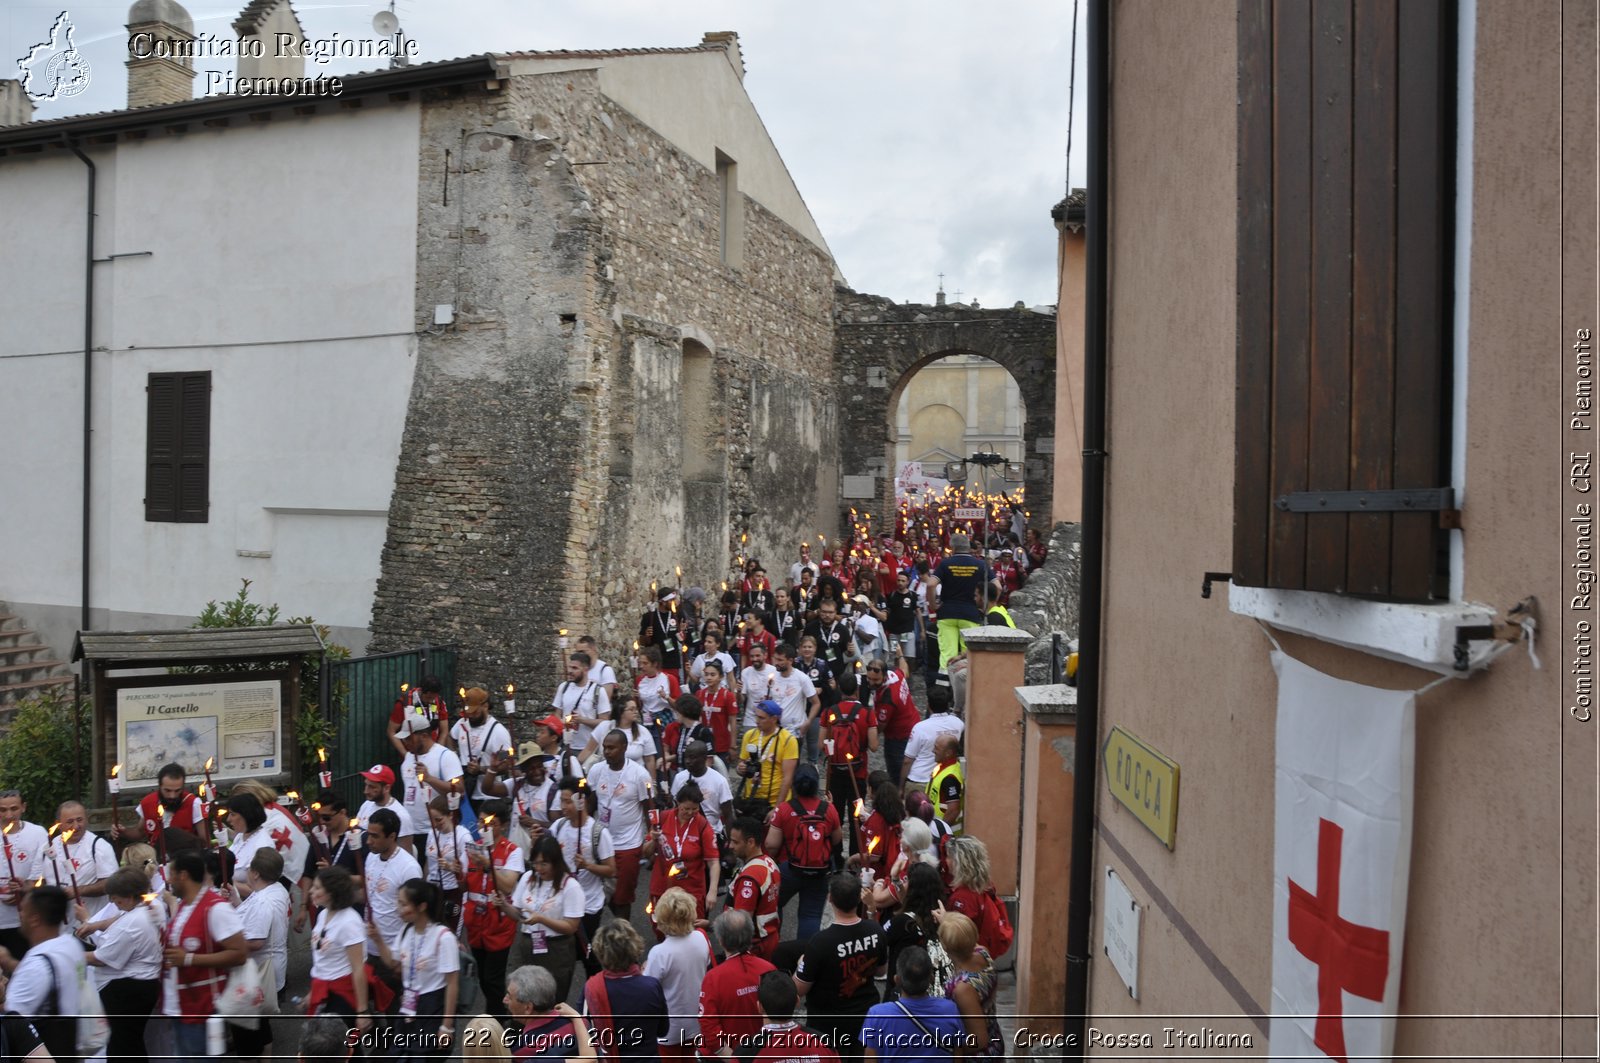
left=360, top=765, right=395, bottom=785
left=535, top=714, right=565, bottom=737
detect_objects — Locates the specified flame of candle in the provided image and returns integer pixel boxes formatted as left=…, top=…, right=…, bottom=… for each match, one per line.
left=668, top=865, right=681, bottom=877
left=48, top=822, right=60, bottom=836
left=318, top=747, right=327, bottom=762
left=868, top=836, right=881, bottom=853
left=204, top=757, right=215, bottom=772
left=402, top=683, right=410, bottom=693
left=646, top=900, right=655, bottom=915
left=34, top=877, right=43, bottom=888
left=854, top=799, right=865, bottom=818
left=507, top=684, right=515, bottom=695
left=111, top=764, right=120, bottom=779
left=458, top=687, right=466, bottom=698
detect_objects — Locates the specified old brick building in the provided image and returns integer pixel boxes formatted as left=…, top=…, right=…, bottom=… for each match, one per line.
left=367, top=37, right=841, bottom=686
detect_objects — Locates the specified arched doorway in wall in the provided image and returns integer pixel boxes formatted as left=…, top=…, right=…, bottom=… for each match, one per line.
left=881, top=351, right=1034, bottom=541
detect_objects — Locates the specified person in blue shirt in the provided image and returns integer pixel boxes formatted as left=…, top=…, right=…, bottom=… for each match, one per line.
left=859, top=946, right=966, bottom=1062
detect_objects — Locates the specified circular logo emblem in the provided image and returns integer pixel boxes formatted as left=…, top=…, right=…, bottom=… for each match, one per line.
left=183, top=937, right=202, bottom=952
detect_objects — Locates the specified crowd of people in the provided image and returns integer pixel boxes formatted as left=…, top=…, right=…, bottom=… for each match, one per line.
left=0, top=520, right=1041, bottom=1061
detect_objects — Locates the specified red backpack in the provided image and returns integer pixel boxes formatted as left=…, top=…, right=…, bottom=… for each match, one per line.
left=784, top=798, right=835, bottom=873
left=978, top=887, right=1015, bottom=958
left=829, top=701, right=868, bottom=768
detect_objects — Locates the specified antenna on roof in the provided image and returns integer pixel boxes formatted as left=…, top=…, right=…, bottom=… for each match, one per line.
left=372, top=3, right=408, bottom=68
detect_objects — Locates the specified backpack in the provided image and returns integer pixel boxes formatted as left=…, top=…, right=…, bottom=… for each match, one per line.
left=829, top=701, right=867, bottom=767
left=590, top=820, right=615, bottom=902
left=784, top=799, right=834, bottom=874
left=978, top=887, right=1015, bottom=958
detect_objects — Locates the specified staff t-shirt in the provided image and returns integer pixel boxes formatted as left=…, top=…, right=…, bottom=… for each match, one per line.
left=794, top=917, right=887, bottom=1018
left=553, top=681, right=612, bottom=751
left=451, top=716, right=514, bottom=799
left=768, top=668, right=817, bottom=734
left=355, top=797, right=414, bottom=839
left=588, top=721, right=660, bottom=766
left=550, top=818, right=616, bottom=913
left=932, top=554, right=992, bottom=623
left=238, top=881, right=290, bottom=992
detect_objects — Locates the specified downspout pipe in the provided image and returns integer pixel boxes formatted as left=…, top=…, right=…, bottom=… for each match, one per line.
left=1063, top=0, right=1109, bottom=1056
left=67, top=141, right=94, bottom=636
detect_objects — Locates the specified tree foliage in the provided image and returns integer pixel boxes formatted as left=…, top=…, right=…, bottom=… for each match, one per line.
left=0, top=687, right=92, bottom=818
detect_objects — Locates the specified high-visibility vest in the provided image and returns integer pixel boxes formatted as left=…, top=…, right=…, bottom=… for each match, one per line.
left=986, top=605, right=1016, bottom=628
left=927, top=760, right=966, bottom=834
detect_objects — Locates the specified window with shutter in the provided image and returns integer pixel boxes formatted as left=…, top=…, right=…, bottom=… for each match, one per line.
left=1234, top=0, right=1455, bottom=602
left=145, top=371, right=210, bottom=523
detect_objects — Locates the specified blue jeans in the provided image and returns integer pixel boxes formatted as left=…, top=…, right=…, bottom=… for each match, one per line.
left=779, top=862, right=829, bottom=938
left=884, top=737, right=909, bottom=787
left=154, top=1015, right=211, bottom=1063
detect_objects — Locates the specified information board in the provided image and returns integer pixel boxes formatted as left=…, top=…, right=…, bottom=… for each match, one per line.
left=116, top=678, right=283, bottom=787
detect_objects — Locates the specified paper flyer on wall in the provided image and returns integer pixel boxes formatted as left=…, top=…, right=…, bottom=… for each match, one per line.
left=116, top=679, right=283, bottom=787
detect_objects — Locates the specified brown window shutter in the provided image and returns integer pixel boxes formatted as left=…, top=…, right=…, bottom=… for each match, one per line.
left=1234, top=0, right=1453, bottom=602
left=176, top=372, right=211, bottom=522
left=145, top=374, right=179, bottom=521
left=145, top=371, right=210, bottom=523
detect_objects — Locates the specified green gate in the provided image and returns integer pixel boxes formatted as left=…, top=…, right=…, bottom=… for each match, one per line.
left=320, top=645, right=457, bottom=813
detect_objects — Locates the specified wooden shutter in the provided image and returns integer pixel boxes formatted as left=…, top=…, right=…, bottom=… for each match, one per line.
left=1234, top=0, right=1454, bottom=601
left=146, top=371, right=210, bottom=523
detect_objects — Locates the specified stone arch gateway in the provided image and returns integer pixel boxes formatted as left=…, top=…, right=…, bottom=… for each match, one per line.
left=834, top=287, right=1058, bottom=530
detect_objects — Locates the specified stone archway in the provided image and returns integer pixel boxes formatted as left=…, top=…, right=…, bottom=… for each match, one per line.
left=834, top=288, right=1057, bottom=532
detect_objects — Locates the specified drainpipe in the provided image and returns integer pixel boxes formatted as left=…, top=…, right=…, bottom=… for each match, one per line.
left=1062, top=0, right=1109, bottom=1056
left=67, top=141, right=95, bottom=637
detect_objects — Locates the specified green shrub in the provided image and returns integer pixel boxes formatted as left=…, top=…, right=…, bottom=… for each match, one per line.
left=0, top=687, right=92, bottom=818
left=185, top=579, right=351, bottom=787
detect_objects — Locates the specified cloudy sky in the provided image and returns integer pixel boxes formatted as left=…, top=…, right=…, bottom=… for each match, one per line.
left=7, top=1, right=1089, bottom=308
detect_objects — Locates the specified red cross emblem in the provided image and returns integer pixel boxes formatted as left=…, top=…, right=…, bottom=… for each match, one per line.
left=270, top=825, right=294, bottom=852
left=1287, top=818, right=1391, bottom=1063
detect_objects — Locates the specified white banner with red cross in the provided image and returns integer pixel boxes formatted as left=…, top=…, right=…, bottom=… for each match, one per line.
left=1268, top=650, right=1414, bottom=1063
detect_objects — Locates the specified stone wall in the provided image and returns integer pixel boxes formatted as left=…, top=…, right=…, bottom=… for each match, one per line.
left=834, top=288, right=1057, bottom=532
left=371, top=67, right=840, bottom=695
left=1006, top=522, right=1082, bottom=685
left=369, top=82, right=609, bottom=693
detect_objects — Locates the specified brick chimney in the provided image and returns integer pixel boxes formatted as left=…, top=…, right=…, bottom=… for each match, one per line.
left=0, top=81, right=34, bottom=127
left=126, top=0, right=196, bottom=108
left=701, top=31, right=745, bottom=81
left=233, top=0, right=306, bottom=81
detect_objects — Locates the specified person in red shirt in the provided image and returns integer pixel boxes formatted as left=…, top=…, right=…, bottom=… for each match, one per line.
left=661, top=696, right=715, bottom=780
left=733, top=612, right=778, bottom=666
left=696, top=661, right=738, bottom=763
left=992, top=548, right=1028, bottom=602
left=698, top=910, right=777, bottom=1059
left=115, top=762, right=210, bottom=845
left=644, top=783, right=719, bottom=923
left=388, top=675, right=448, bottom=757
left=1023, top=526, right=1048, bottom=572
left=736, top=971, right=840, bottom=1063
left=765, top=765, right=841, bottom=939
left=856, top=782, right=905, bottom=881
left=462, top=798, right=526, bottom=1028
left=865, top=660, right=921, bottom=788
left=820, top=680, right=877, bottom=854
left=725, top=817, right=781, bottom=960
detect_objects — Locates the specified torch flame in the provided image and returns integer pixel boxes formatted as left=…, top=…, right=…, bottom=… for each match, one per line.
left=646, top=900, right=655, bottom=915
left=459, top=687, right=466, bottom=699
left=867, top=835, right=881, bottom=853
left=401, top=683, right=411, bottom=693
left=48, top=822, right=60, bottom=836
left=111, top=764, right=120, bottom=779
left=854, top=799, right=865, bottom=819
left=318, top=747, right=327, bottom=762
left=667, top=865, right=681, bottom=877
left=204, top=757, right=215, bottom=772
left=507, top=684, right=515, bottom=696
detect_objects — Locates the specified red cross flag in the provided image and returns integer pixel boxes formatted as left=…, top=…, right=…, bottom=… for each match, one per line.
left=263, top=801, right=311, bottom=884
left=1269, top=651, right=1414, bottom=1063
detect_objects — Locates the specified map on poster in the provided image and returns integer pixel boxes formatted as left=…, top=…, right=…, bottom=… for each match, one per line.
left=116, top=679, right=283, bottom=787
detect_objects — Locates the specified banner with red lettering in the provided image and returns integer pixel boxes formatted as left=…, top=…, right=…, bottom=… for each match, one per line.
left=1268, top=651, right=1414, bottom=1062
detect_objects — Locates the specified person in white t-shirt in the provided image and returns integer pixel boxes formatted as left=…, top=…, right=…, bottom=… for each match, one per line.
left=498, top=834, right=586, bottom=1003
left=548, top=778, right=615, bottom=960
left=368, top=878, right=462, bottom=1054
left=78, top=866, right=163, bottom=1061
left=0, top=789, right=49, bottom=961
left=584, top=731, right=655, bottom=919
left=397, top=713, right=465, bottom=859
left=50, top=800, right=118, bottom=925
left=580, top=698, right=659, bottom=776
left=670, top=742, right=735, bottom=836
left=738, top=643, right=779, bottom=731
left=577, top=635, right=619, bottom=701
left=642, top=887, right=714, bottom=1055
left=225, top=792, right=277, bottom=896
left=155, top=848, right=248, bottom=1058
left=307, top=865, right=370, bottom=1024
left=423, top=796, right=475, bottom=928
left=362, top=808, right=423, bottom=959
left=552, top=653, right=612, bottom=752
left=903, top=687, right=966, bottom=788
left=449, top=687, right=514, bottom=802
left=767, top=643, right=820, bottom=738
left=233, top=847, right=289, bottom=1061
left=355, top=765, right=416, bottom=852
left=689, top=630, right=737, bottom=688
left=0, top=885, right=96, bottom=1063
